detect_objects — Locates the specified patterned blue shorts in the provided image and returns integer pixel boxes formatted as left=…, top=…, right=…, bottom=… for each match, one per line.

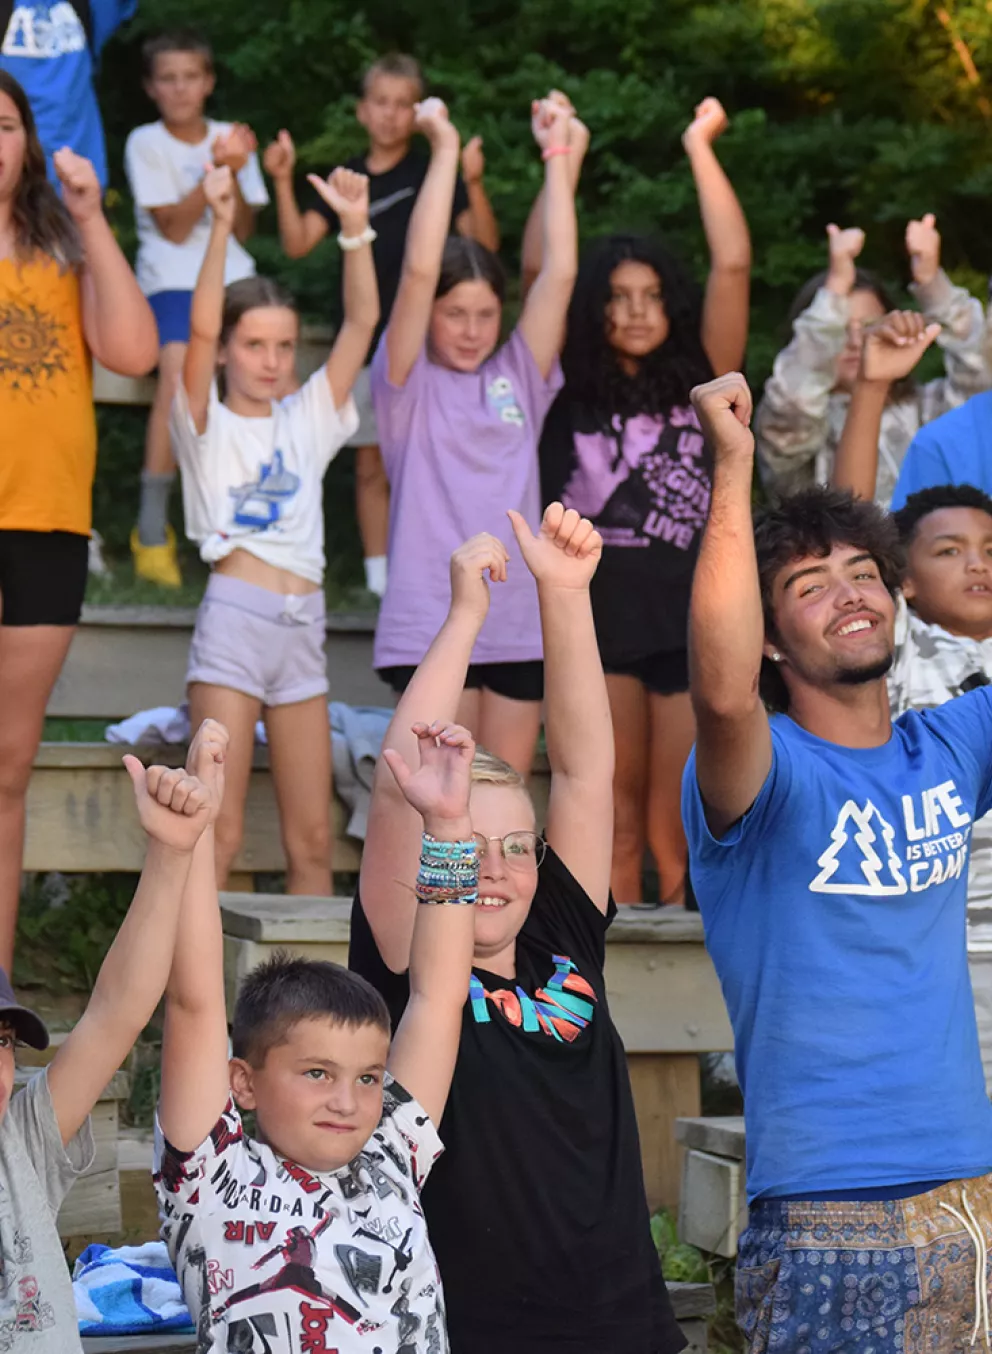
left=736, top=1174, right=992, bottom=1354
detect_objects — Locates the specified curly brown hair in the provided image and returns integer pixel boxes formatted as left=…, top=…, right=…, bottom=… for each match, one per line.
left=753, top=486, right=904, bottom=712
left=0, top=72, right=82, bottom=269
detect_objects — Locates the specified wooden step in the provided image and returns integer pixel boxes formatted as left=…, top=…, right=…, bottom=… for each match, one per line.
left=50, top=606, right=381, bottom=720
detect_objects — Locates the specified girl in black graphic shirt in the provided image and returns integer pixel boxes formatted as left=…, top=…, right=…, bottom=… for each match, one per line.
left=538, top=96, right=750, bottom=906
left=351, top=507, right=686, bottom=1354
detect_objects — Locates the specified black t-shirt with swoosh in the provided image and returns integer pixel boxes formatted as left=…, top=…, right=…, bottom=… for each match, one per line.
left=349, top=846, right=686, bottom=1354
left=310, top=148, right=470, bottom=354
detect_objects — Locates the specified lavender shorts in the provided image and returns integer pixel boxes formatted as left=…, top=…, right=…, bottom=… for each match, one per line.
left=187, top=574, right=328, bottom=706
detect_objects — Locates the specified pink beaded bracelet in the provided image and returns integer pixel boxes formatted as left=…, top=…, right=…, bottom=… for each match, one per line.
left=541, top=144, right=571, bottom=161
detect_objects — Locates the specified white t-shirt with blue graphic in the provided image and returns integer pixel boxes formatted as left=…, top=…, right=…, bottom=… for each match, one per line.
left=172, top=370, right=358, bottom=585
left=683, top=691, right=992, bottom=1202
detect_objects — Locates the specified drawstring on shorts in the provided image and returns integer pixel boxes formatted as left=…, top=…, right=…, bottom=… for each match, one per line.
left=940, top=1188, right=991, bottom=1348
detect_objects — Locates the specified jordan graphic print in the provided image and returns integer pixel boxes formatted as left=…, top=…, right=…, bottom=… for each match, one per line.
left=156, top=1089, right=447, bottom=1351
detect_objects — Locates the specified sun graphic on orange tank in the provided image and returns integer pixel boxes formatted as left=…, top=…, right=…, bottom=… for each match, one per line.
left=0, top=301, right=70, bottom=396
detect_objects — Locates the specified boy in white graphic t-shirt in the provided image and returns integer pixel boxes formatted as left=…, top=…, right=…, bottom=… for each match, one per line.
left=124, top=27, right=268, bottom=588
left=155, top=710, right=480, bottom=1352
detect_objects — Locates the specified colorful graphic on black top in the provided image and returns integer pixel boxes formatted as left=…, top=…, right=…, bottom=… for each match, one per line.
left=561, top=409, right=709, bottom=551
left=468, top=953, right=597, bottom=1042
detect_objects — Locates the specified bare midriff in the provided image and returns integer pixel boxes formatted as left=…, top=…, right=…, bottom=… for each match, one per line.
left=214, top=548, right=321, bottom=596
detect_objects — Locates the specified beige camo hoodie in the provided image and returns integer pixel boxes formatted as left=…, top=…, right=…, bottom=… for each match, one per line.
left=755, top=270, right=990, bottom=507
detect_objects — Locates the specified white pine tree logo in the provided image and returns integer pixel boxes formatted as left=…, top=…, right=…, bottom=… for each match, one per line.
left=810, top=799, right=908, bottom=895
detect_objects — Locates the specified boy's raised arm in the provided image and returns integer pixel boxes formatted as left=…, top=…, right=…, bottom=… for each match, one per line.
left=263, top=131, right=330, bottom=259
left=509, top=504, right=613, bottom=912
left=158, top=722, right=233, bottom=1153
left=688, top=373, right=772, bottom=837
left=47, top=728, right=223, bottom=1148
left=384, top=723, right=478, bottom=1126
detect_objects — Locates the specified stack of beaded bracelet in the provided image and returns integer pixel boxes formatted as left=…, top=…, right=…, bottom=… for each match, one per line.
left=416, top=833, right=479, bottom=906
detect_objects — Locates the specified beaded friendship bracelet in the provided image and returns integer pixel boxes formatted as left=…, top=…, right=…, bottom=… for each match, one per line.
left=416, top=832, right=480, bottom=906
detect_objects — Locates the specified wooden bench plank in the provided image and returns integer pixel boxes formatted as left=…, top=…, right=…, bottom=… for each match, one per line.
left=24, top=746, right=553, bottom=877
left=675, top=1114, right=746, bottom=1158
left=14, top=1067, right=128, bottom=1237
left=50, top=608, right=383, bottom=719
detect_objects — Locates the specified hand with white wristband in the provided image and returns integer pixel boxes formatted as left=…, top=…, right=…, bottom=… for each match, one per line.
left=306, top=165, right=376, bottom=251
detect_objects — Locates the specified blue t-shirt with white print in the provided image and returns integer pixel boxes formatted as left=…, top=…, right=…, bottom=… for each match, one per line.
left=682, top=690, right=992, bottom=1203
left=0, top=1, right=136, bottom=189
left=891, top=390, right=992, bottom=510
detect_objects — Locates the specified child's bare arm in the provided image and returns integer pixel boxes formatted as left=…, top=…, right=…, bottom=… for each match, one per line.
left=54, top=150, right=158, bottom=378
left=385, top=723, right=478, bottom=1125
left=520, top=94, right=588, bottom=299
left=683, top=99, right=751, bottom=377
left=47, top=727, right=224, bottom=1148
left=517, top=97, right=578, bottom=379
left=385, top=99, right=461, bottom=388
left=361, top=535, right=506, bottom=972
left=148, top=183, right=208, bottom=246
left=183, top=165, right=234, bottom=433
left=833, top=311, right=941, bottom=499
left=264, top=131, right=330, bottom=259
left=456, top=136, right=500, bottom=252
left=158, top=721, right=233, bottom=1153
left=509, top=504, right=612, bottom=911
left=307, top=168, right=379, bottom=407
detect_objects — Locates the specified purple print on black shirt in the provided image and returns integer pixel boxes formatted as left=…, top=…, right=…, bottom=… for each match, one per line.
left=562, top=407, right=710, bottom=552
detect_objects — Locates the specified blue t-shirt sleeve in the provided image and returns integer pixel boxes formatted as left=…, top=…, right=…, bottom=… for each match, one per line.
left=918, top=687, right=992, bottom=820
left=891, top=422, right=954, bottom=510
left=89, top=0, right=137, bottom=53
left=682, top=724, right=796, bottom=917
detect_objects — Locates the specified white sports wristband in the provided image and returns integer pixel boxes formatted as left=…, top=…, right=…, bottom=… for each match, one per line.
left=337, top=226, right=377, bottom=252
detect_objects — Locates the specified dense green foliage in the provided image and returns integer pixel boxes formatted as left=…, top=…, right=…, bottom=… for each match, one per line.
left=89, top=0, right=992, bottom=570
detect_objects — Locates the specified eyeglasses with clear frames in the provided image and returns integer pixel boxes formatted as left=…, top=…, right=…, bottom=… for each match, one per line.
left=472, top=831, right=546, bottom=870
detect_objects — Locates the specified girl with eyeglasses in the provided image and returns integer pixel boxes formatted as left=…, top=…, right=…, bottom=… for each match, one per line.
left=350, top=504, right=686, bottom=1354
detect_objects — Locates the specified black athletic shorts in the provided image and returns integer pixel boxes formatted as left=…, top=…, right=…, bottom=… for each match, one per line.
left=0, top=530, right=89, bottom=626
left=603, top=648, right=689, bottom=697
left=378, top=660, right=544, bottom=704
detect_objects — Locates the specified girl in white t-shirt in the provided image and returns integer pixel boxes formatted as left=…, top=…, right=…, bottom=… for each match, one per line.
left=171, top=163, right=378, bottom=892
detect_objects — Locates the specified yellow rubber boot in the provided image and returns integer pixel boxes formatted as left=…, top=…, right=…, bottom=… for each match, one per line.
left=131, top=524, right=182, bottom=588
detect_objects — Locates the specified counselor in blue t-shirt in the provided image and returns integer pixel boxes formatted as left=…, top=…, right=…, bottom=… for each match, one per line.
left=683, top=688, right=992, bottom=1203
left=0, top=0, right=136, bottom=189
left=891, top=390, right=992, bottom=510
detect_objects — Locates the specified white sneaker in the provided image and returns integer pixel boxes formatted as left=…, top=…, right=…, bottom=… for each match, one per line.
left=88, top=529, right=109, bottom=578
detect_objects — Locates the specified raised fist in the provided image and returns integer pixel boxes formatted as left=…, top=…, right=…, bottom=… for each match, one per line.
left=683, top=97, right=729, bottom=151
left=52, top=148, right=102, bottom=225
left=263, top=130, right=296, bottom=182
left=905, top=213, right=941, bottom=289
left=414, top=98, right=459, bottom=151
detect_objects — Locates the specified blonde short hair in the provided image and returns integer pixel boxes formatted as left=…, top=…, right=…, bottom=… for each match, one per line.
left=470, top=747, right=526, bottom=789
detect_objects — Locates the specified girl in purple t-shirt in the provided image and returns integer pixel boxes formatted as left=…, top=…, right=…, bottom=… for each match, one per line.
left=539, top=97, right=751, bottom=907
left=371, top=94, right=578, bottom=777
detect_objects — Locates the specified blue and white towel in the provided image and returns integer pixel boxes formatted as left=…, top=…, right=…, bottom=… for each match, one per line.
left=73, top=1241, right=193, bottom=1336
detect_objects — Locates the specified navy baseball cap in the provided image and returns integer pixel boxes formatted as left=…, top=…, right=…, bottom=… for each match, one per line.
left=0, top=969, right=49, bottom=1051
